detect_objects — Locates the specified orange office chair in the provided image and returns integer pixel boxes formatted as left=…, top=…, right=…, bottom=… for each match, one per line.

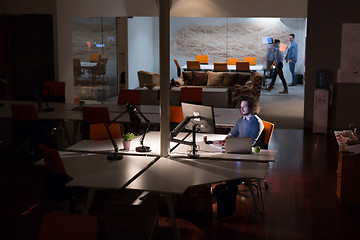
left=213, top=62, right=228, bottom=72
left=227, top=58, right=240, bottom=65
left=174, top=59, right=181, bottom=77
left=89, top=53, right=101, bottom=63
left=186, top=60, right=201, bottom=70
left=254, top=120, right=274, bottom=190
left=11, top=104, right=43, bottom=158
left=39, top=212, right=98, bottom=240
left=196, top=55, right=209, bottom=64
left=42, top=81, right=66, bottom=103
left=236, top=61, right=250, bottom=72
left=243, top=57, right=256, bottom=66
left=82, top=106, right=111, bottom=139
left=179, top=87, right=202, bottom=105
left=261, top=120, right=274, bottom=150
left=89, top=123, right=121, bottom=140
left=39, top=144, right=74, bottom=200
left=170, top=105, right=184, bottom=131
left=117, top=89, right=141, bottom=105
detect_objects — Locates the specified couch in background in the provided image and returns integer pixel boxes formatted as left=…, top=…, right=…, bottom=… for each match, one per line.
left=175, top=71, right=252, bottom=88
left=137, top=70, right=160, bottom=88
left=175, top=71, right=264, bottom=107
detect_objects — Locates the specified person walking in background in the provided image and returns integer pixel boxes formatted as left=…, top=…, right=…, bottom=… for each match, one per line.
left=265, top=37, right=275, bottom=78
left=285, top=33, right=298, bottom=86
left=265, top=39, right=288, bottom=94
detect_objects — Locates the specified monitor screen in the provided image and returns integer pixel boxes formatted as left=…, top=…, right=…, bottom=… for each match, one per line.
left=181, top=103, right=215, bottom=133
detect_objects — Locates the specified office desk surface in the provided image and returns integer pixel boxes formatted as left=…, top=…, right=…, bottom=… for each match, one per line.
left=127, top=157, right=269, bottom=195
left=44, top=153, right=157, bottom=189
left=67, top=131, right=277, bottom=163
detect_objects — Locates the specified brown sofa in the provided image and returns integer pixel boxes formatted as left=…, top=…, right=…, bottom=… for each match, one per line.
left=137, top=70, right=160, bottom=88
left=175, top=71, right=264, bottom=107
left=175, top=71, right=252, bottom=88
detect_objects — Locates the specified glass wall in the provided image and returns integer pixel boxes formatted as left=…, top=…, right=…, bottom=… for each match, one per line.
left=72, top=17, right=117, bottom=102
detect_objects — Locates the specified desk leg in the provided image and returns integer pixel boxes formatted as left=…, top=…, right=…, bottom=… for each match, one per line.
left=165, top=193, right=178, bottom=237
left=245, top=179, right=258, bottom=218
left=84, top=188, right=96, bottom=215
left=72, top=120, right=80, bottom=144
left=60, top=120, right=72, bottom=146
left=256, top=179, right=264, bottom=213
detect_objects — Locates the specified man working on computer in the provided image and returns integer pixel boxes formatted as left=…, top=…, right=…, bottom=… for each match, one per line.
left=218, top=96, right=264, bottom=147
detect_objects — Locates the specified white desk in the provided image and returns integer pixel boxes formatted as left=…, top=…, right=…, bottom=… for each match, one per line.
left=67, top=131, right=277, bottom=163
left=37, top=153, right=158, bottom=214
left=127, top=157, right=268, bottom=195
left=181, top=64, right=264, bottom=72
left=127, top=157, right=269, bottom=227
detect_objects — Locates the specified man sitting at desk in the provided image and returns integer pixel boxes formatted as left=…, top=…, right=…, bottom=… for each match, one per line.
left=218, top=96, right=264, bottom=146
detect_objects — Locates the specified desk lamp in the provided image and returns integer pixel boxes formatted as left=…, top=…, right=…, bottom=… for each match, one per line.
left=105, top=103, right=151, bottom=160
left=126, top=104, right=151, bottom=153
left=170, top=115, right=201, bottom=158
left=42, top=86, right=54, bottom=112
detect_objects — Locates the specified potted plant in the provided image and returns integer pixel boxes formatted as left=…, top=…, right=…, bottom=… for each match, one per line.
left=122, top=132, right=135, bottom=150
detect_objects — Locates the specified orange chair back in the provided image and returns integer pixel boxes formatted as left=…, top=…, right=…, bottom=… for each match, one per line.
left=170, top=105, right=184, bottom=123
left=196, top=55, right=209, bottom=64
left=11, top=104, right=38, bottom=121
left=186, top=60, right=201, bottom=70
left=174, top=59, right=180, bottom=68
left=39, top=144, right=66, bottom=174
left=243, top=57, right=256, bottom=65
left=214, top=62, right=228, bottom=72
left=236, top=61, right=250, bottom=71
left=89, top=53, right=101, bottom=62
left=227, top=58, right=239, bottom=65
left=82, top=106, right=110, bottom=123
left=262, top=120, right=274, bottom=148
left=39, top=212, right=98, bottom=240
left=179, top=87, right=202, bottom=104
left=89, top=123, right=121, bottom=140
left=117, top=89, right=141, bottom=105
left=42, top=81, right=65, bottom=97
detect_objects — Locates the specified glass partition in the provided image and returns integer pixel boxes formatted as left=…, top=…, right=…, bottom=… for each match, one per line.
left=72, top=17, right=117, bottom=102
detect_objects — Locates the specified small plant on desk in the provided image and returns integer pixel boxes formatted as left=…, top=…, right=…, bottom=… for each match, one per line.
left=123, top=132, right=135, bottom=150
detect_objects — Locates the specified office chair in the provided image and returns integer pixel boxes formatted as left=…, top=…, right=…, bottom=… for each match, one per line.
left=174, top=59, right=181, bottom=77
left=243, top=56, right=256, bottom=65
left=39, top=144, right=74, bottom=201
left=82, top=106, right=111, bottom=140
left=117, top=89, right=141, bottom=105
left=236, top=61, right=250, bottom=72
left=227, top=58, right=239, bottom=65
left=170, top=105, right=184, bottom=131
left=42, top=81, right=66, bottom=103
left=11, top=104, right=43, bottom=159
left=179, top=87, right=203, bottom=105
left=89, top=123, right=121, bottom=140
left=89, top=53, right=101, bottom=63
left=196, top=55, right=209, bottom=64
left=38, top=212, right=98, bottom=240
left=213, top=62, right=228, bottom=72
left=186, top=60, right=201, bottom=70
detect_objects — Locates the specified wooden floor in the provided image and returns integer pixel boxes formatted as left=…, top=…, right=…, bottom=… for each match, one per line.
left=2, top=128, right=360, bottom=240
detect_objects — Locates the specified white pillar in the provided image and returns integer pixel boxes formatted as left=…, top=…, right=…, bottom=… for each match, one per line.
left=159, top=0, right=171, bottom=157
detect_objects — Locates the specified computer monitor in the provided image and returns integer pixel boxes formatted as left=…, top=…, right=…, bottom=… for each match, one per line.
left=181, top=102, right=215, bottom=134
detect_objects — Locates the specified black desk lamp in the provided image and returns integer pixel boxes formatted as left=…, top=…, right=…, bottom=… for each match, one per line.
left=170, top=115, right=200, bottom=158
left=105, top=103, right=151, bottom=160
left=42, top=86, right=54, bottom=112
left=127, top=104, right=151, bottom=153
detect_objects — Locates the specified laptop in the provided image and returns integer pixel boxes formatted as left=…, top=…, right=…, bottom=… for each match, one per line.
left=225, top=137, right=252, bottom=154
